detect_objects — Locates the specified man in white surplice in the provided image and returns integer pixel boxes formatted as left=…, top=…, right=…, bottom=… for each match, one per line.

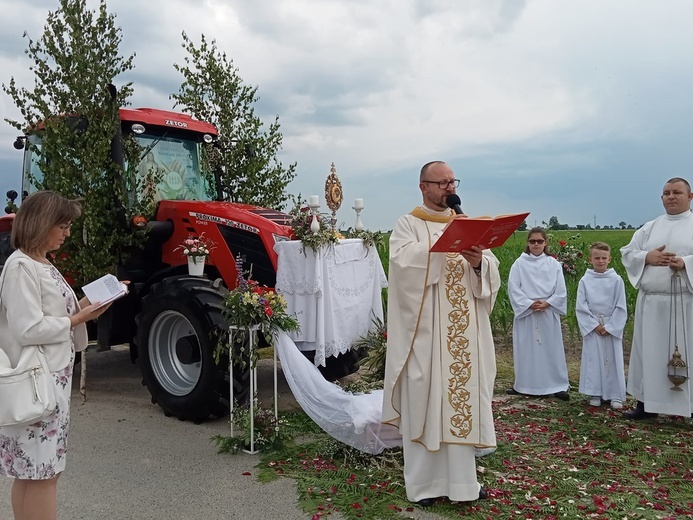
left=621, top=177, right=693, bottom=419
left=382, top=161, right=500, bottom=506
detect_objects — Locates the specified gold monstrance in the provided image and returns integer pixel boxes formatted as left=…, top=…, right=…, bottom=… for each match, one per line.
left=667, top=271, right=689, bottom=390
left=324, top=162, right=343, bottom=231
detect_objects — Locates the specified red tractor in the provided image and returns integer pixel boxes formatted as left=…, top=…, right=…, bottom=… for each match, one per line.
left=1, top=107, right=352, bottom=422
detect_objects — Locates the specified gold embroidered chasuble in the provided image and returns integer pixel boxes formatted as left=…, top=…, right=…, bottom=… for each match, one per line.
left=382, top=207, right=500, bottom=450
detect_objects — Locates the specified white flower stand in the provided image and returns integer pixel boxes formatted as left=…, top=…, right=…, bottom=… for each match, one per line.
left=228, top=325, right=279, bottom=455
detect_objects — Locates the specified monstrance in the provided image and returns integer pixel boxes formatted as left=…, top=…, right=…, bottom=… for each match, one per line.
left=324, top=162, right=343, bottom=230
left=667, top=271, right=689, bottom=390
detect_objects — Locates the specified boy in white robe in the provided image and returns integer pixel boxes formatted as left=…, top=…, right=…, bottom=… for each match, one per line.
left=576, top=242, right=627, bottom=409
left=507, top=227, right=570, bottom=399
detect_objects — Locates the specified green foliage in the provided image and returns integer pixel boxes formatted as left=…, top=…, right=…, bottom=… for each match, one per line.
left=2, top=0, right=143, bottom=285
left=212, top=401, right=296, bottom=454
left=171, top=32, right=296, bottom=210
left=352, top=316, right=388, bottom=382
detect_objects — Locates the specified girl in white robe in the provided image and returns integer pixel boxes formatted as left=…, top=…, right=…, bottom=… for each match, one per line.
left=508, top=228, right=570, bottom=398
left=576, top=248, right=627, bottom=408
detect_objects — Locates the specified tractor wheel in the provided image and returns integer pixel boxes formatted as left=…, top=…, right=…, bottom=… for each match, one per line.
left=135, top=275, right=249, bottom=422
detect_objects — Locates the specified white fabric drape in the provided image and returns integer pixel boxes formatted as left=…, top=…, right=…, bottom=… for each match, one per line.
left=274, top=331, right=401, bottom=454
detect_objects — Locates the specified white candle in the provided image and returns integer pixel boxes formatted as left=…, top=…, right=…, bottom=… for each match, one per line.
left=309, top=195, right=319, bottom=207
left=354, top=198, right=364, bottom=210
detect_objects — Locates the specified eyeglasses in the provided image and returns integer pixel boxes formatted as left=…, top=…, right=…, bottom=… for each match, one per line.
left=58, top=223, right=72, bottom=231
left=528, top=239, right=545, bottom=245
left=421, top=179, right=460, bottom=189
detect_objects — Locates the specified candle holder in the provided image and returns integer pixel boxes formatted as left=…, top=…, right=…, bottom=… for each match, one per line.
left=308, top=198, right=321, bottom=234
left=353, top=200, right=364, bottom=231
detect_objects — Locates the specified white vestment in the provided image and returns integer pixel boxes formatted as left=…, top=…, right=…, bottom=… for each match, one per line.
left=576, top=268, right=627, bottom=402
left=508, top=253, right=569, bottom=395
left=382, top=207, right=500, bottom=502
left=621, top=211, right=693, bottom=416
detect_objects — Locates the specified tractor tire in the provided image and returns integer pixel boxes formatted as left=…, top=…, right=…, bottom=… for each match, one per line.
left=135, top=275, right=249, bottom=422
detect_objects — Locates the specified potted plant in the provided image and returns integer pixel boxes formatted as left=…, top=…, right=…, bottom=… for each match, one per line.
left=176, top=234, right=212, bottom=276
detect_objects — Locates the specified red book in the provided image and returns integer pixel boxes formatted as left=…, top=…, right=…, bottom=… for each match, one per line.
left=429, top=212, right=530, bottom=253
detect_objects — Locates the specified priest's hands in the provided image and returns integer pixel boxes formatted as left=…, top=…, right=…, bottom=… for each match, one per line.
left=460, top=246, right=484, bottom=269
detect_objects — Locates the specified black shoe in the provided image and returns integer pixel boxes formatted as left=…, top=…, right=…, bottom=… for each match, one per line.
left=417, top=498, right=435, bottom=507
left=554, top=391, right=570, bottom=401
left=478, top=487, right=488, bottom=500
left=506, top=387, right=519, bottom=395
left=623, top=401, right=658, bottom=420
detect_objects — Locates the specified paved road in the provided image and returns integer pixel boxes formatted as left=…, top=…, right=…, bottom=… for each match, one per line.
left=0, top=345, right=310, bottom=520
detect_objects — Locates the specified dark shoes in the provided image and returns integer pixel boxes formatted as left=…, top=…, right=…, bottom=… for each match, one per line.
left=554, top=391, right=570, bottom=401
left=416, top=487, right=488, bottom=507
left=417, top=498, right=435, bottom=507
left=623, top=401, right=658, bottom=420
left=506, top=387, right=519, bottom=395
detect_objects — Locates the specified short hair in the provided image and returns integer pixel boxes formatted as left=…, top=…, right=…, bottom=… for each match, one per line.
left=11, top=191, right=81, bottom=254
left=420, top=161, right=447, bottom=182
left=665, top=177, right=691, bottom=193
left=524, top=226, right=550, bottom=255
left=589, top=241, right=610, bottom=253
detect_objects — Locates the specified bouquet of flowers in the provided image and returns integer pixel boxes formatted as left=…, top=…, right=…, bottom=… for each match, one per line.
left=551, top=233, right=586, bottom=276
left=288, top=204, right=340, bottom=252
left=176, top=233, right=213, bottom=262
left=219, top=255, right=300, bottom=368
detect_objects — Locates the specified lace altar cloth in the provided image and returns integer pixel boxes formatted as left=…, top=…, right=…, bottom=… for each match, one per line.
left=274, top=239, right=388, bottom=367
left=275, top=331, right=402, bottom=454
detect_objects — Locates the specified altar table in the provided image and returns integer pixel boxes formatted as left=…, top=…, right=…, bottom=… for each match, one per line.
left=273, top=239, right=388, bottom=368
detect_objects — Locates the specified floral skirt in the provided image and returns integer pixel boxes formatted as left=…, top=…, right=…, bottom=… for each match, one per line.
left=0, top=350, right=74, bottom=480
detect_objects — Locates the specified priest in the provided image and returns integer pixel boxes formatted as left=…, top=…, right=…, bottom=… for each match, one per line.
left=382, top=161, right=500, bottom=506
left=621, top=177, right=693, bottom=419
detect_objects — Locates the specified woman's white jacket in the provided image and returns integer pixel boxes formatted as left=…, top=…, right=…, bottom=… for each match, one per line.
left=0, top=249, right=88, bottom=372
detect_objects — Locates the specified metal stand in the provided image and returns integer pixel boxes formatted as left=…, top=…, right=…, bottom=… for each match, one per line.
left=229, top=325, right=279, bottom=455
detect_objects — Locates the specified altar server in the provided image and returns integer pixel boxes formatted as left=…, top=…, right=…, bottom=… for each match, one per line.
left=621, top=177, right=693, bottom=419
left=507, top=227, right=570, bottom=400
left=382, top=161, right=500, bottom=506
left=576, top=242, right=627, bottom=409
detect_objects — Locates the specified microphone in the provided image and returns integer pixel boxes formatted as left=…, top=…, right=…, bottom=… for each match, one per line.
left=446, top=194, right=464, bottom=215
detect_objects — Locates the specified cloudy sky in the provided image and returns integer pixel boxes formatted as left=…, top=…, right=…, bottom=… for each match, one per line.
left=1, top=0, right=692, bottom=230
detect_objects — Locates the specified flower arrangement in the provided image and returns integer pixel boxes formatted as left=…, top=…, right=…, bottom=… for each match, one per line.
left=212, top=400, right=293, bottom=453
left=218, top=255, right=300, bottom=368
left=288, top=205, right=340, bottom=252
left=176, top=233, right=213, bottom=262
left=551, top=233, right=586, bottom=276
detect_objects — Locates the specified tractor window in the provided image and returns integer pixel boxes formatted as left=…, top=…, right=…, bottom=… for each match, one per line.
left=131, top=135, right=212, bottom=202
left=21, top=135, right=44, bottom=196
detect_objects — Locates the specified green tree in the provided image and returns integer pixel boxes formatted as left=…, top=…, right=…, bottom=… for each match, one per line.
left=171, top=32, right=297, bottom=210
left=548, top=216, right=560, bottom=230
left=3, top=0, right=138, bottom=285
left=517, top=220, right=528, bottom=231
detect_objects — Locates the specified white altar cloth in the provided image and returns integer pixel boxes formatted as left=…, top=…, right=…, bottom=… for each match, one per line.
left=274, top=239, right=388, bottom=367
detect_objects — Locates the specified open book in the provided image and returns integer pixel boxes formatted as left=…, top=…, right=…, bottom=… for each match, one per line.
left=82, top=274, right=129, bottom=309
left=429, top=212, right=530, bottom=253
